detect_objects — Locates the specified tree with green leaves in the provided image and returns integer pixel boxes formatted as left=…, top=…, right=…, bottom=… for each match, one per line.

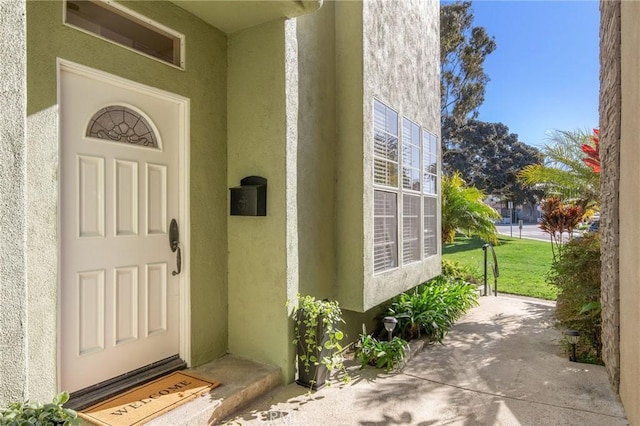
left=443, top=119, right=543, bottom=208
left=441, top=1, right=496, bottom=124
left=442, top=171, right=501, bottom=245
left=518, top=129, right=600, bottom=211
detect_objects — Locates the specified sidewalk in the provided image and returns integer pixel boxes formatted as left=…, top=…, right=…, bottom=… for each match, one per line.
left=222, top=296, right=627, bottom=425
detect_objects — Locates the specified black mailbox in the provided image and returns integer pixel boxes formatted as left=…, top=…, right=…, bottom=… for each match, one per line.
left=230, top=176, right=267, bottom=216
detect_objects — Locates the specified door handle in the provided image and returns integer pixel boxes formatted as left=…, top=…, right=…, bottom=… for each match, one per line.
left=169, top=219, right=181, bottom=276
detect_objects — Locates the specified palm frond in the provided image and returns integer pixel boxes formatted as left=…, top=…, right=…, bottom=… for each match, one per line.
left=442, top=172, right=500, bottom=245
left=517, top=129, right=599, bottom=208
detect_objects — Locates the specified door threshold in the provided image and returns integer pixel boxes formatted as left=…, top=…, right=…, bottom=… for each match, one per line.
left=67, top=355, right=186, bottom=411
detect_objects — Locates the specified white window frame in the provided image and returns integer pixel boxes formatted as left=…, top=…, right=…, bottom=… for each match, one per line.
left=373, top=98, right=439, bottom=274
left=63, top=0, right=186, bottom=70
left=401, top=117, right=422, bottom=265
left=423, top=129, right=438, bottom=258
left=373, top=101, right=400, bottom=272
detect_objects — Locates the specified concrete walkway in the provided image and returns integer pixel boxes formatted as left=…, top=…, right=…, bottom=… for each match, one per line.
left=222, top=296, right=627, bottom=426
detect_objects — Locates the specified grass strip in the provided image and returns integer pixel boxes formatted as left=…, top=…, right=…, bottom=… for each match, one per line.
left=443, top=235, right=557, bottom=300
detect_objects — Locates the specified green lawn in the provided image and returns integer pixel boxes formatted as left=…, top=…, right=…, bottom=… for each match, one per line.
left=443, top=236, right=557, bottom=300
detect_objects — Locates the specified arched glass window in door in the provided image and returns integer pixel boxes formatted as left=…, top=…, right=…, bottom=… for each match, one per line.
left=86, top=105, right=158, bottom=148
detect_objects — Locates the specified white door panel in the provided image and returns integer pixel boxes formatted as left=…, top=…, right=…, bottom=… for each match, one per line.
left=60, top=66, right=185, bottom=392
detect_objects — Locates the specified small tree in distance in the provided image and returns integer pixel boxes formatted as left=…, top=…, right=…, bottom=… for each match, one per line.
left=539, top=197, right=583, bottom=260
left=442, top=172, right=501, bottom=245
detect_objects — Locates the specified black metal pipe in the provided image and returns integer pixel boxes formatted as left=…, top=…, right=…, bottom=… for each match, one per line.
left=482, top=244, right=489, bottom=297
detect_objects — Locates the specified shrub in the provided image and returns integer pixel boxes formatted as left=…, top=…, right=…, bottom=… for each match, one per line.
left=0, top=392, right=80, bottom=426
left=355, top=335, right=407, bottom=372
left=547, top=233, right=602, bottom=363
left=387, top=276, right=479, bottom=343
left=442, top=258, right=481, bottom=284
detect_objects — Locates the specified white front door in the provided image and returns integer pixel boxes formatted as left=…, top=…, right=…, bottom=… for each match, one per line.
left=59, top=63, right=188, bottom=393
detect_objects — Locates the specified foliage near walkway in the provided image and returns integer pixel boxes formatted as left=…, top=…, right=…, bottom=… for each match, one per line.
left=443, top=235, right=557, bottom=300
left=518, top=129, right=600, bottom=211
left=547, top=233, right=602, bottom=364
left=387, top=276, right=479, bottom=343
left=442, top=172, right=500, bottom=244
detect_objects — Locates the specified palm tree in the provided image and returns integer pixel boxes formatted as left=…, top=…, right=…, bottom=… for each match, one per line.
left=518, top=129, right=600, bottom=212
left=442, top=171, right=501, bottom=244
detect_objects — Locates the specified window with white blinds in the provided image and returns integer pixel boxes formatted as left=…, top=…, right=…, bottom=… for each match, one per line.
left=374, top=191, right=398, bottom=272
left=424, top=196, right=438, bottom=257
left=373, top=102, right=399, bottom=187
left=373, top=99, right=439, bottom=273
left=423, top=129, right=438, bottom=259
left=403, top=194, right=421, bottom=263
left=402, top=119, right=421, bottom=191
left=423, top=129, right=438, bottom=195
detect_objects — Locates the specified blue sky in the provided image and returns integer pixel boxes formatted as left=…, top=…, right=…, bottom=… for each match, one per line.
left=464, top=1, right=599, bottom=149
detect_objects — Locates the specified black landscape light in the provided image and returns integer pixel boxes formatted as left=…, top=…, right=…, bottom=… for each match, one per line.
left=383, top=316, right=398, bottom=341
left=564, top=329, right=581, bottom=362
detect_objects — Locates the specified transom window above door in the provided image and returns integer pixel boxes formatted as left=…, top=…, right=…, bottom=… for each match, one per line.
left=65, top=0, right=185, bottom=68
left=86, top=105, right=159, bottom=149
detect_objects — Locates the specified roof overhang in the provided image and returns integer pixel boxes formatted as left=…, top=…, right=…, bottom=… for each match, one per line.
left=169, top=0, right=323, bottom=34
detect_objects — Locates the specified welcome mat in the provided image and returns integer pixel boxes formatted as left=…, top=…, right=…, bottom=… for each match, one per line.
left=80, top=371, right=220, bottom=426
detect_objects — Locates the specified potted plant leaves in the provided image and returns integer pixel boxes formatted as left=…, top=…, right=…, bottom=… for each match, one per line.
left=291, top=294, right=348, bottom=390
left=0, top=392, right=80, bottom=425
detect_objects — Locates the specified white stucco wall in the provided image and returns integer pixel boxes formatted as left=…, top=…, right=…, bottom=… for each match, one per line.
left=362, top=0, right=441, bottom=308
left=336, top=0, right=441, bottom=311
left=0, top=0, right=27, bottom=404
left=25, top=105, right=59, bottom=400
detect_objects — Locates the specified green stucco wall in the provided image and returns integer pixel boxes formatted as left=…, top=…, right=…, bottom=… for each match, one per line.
left=26, top=0, right=227, bottom=399
left=294, top=0, right=441, bottom=346
left=227, top=19, right=299, bottom=383
left=335, top=0, right=366, bottom=311
left=296, top=2, right=337, bottom=299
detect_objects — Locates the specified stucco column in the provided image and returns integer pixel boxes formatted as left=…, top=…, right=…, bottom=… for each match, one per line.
left=227, top=19, right=299, bottom=383
left=0, top=0, right=27, bottom=405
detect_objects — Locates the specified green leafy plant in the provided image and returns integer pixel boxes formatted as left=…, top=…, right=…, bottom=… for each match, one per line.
left=547, top=233, right=602, bottom=363
left=355, top=334, right=407, bottom=372
left=0, top=392, right=80, bottom=426
left=442, top=171, right=501, bottom=245
left=442, top=258, right=481, bottom=284
left=291, top=295, right=348, bottom=387
left=388, top=276, right=478, bottom=343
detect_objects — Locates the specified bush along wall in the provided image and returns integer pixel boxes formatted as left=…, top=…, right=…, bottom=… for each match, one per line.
left=547, top=233, right=602, bottom=364
left=386, top=275, right=479, bottom=343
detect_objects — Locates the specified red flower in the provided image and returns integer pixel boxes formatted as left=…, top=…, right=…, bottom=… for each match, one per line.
left=582, top=128, right=600, bottom=173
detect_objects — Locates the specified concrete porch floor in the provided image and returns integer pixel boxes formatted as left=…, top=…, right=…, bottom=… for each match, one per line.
left=221, top=296, right=627, bottom=425
left=147, top=355, right=282, bottom=426
left=144, top=295, right=627, bottom=425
